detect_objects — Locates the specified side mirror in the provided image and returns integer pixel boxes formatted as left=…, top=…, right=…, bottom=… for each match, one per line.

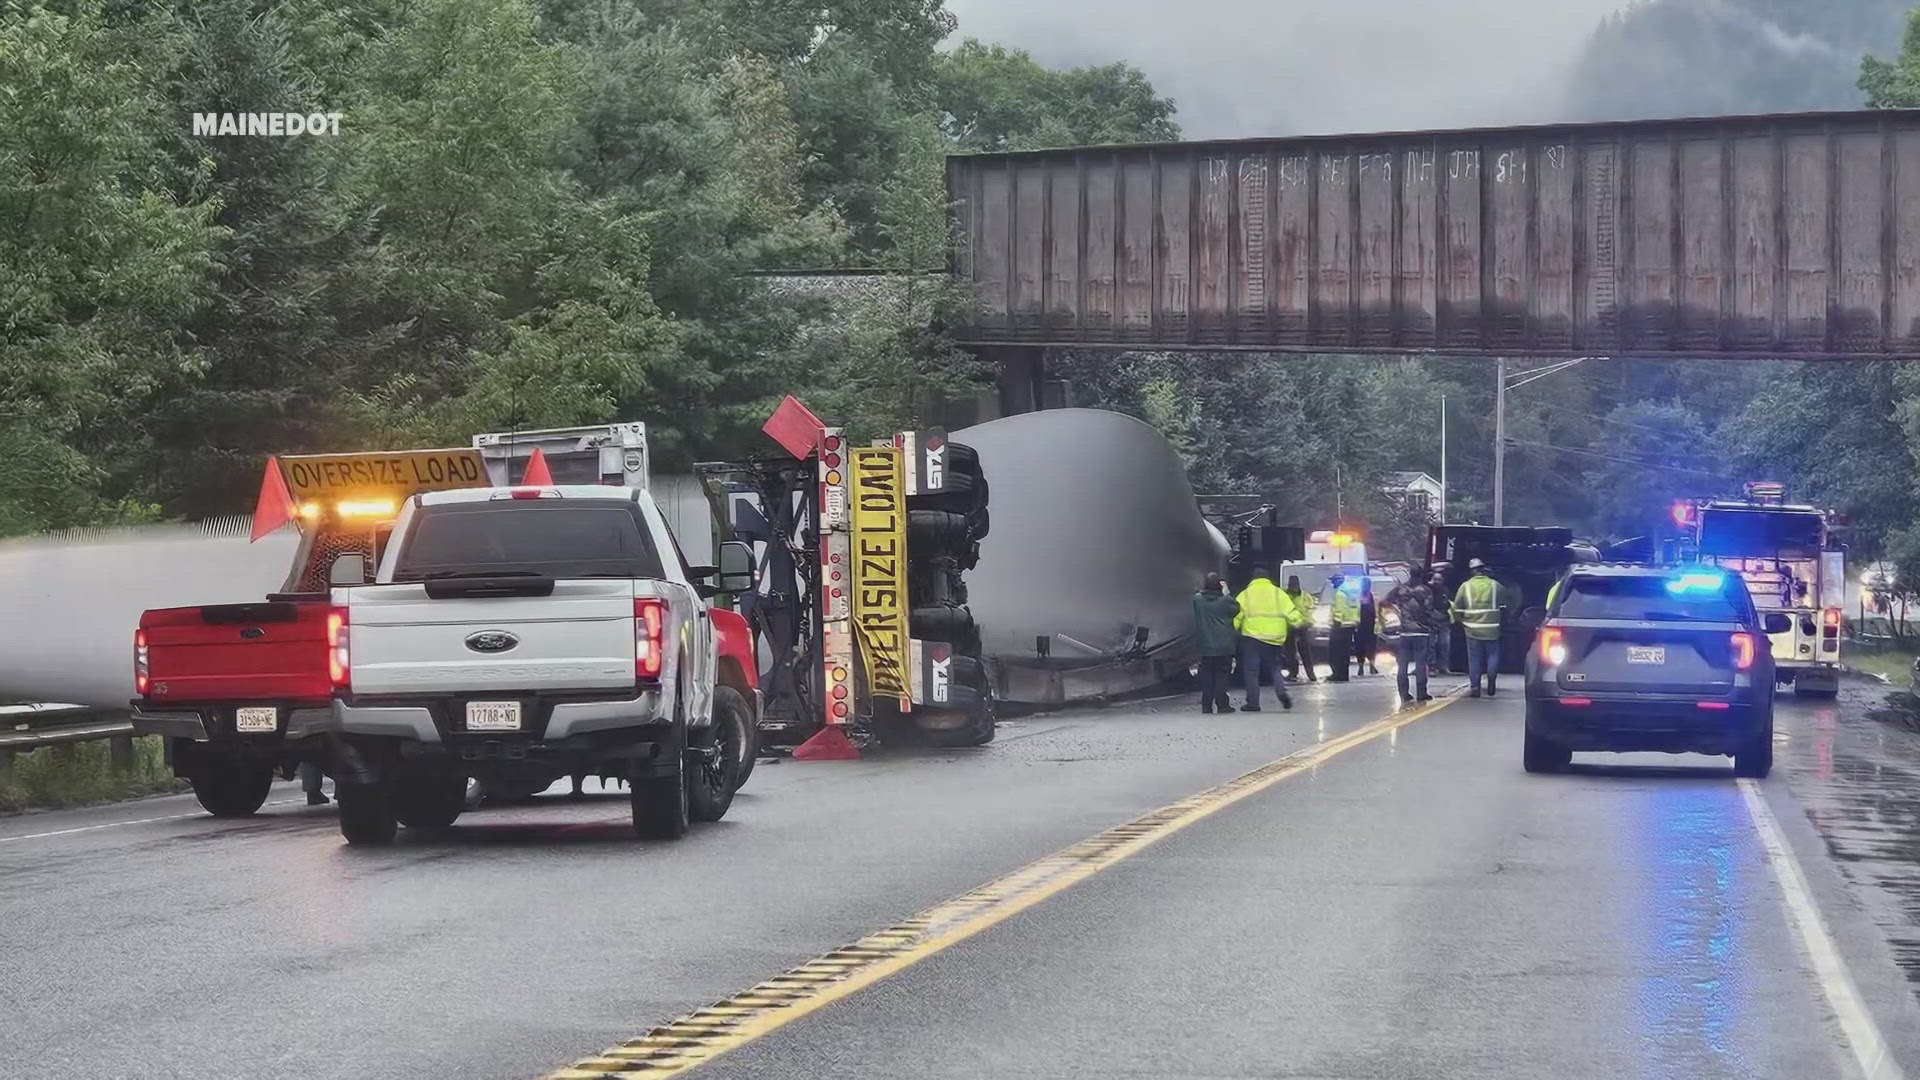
left=716, top=541, right=755, bottom=594
left=329, top=552, right=368, bottom=586
left=1763, top=612, right=1793, bottom=635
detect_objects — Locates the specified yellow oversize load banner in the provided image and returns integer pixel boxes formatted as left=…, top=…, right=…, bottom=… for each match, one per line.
left=280, top=448, right=488, bottom=503
left=850, top=446, right=911, bottom=706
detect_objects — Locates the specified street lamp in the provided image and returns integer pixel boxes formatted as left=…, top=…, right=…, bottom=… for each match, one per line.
left=1493, top=356, right=1604, bottom=525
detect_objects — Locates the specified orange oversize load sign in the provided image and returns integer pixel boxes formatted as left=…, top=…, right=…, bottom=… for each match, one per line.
left=280, top=448, right=487, bottom=503
left=850, top=446, right=911, bottom=706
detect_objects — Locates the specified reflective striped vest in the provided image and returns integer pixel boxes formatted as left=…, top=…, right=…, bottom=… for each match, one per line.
left=1234, top=578, right=1296, bottom=645
left=1454, top=574, right=1503, bottom=641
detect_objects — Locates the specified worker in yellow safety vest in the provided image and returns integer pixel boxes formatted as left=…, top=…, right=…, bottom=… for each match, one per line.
left=1326, top=573, right=1361, bottom=682
left=1232, top=569, right=1296, bottom=712
left=1452, top=558, right=1509, bottom=697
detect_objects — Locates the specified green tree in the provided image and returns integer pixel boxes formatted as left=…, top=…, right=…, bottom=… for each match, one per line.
left=937, top=39, right=1180, bottom=151
left=1862, top=6, right=1920, bottom=106
left=0, top=2, right=223, bottom=534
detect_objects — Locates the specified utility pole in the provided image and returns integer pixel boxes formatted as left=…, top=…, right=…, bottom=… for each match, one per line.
left=1439, top=394, right=1448, bottom=525
left=1493, top=359, right=1506, bottom=526
left=1491, top=355, right=1598, bottom=527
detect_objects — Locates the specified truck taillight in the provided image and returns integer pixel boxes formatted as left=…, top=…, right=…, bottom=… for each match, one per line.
left=134, top=629, right=150, bottom=696
left=1730, top=632, right=1757, bottom=671
left=1538, top=627, right=1566, bottom=666
left=327, top=608, right=351, bottom=689
left=635, top=598, right=665, bottom=682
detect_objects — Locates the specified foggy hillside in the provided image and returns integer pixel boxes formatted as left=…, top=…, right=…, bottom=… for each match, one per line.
left=941, top=0, right=1626, bottom=139
left=944, top=0, right=1912, bottom=140
left=1565, top=0, right=1911, bottom=120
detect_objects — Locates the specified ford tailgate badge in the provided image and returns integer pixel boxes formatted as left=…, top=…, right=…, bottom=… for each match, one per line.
left=465, top=630, right=519, bottom=653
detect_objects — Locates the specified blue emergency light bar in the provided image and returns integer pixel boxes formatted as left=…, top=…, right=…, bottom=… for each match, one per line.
left=1665, top=571, right=1727, bottom=595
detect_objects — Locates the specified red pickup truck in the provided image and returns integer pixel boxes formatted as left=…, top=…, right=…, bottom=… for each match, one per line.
left=134, top=597, right=339, bottom=816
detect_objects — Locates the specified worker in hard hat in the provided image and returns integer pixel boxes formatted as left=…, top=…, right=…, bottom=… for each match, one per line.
left=1326, top=573, right=1361, bottom=682
left=1453, top=558, right=1509, bottom=697
left=1282, top=574, right=1317, bottom=683
left=1232, top=567, right=1296, bottom=712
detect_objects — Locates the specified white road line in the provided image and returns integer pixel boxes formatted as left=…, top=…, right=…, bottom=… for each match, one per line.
left=1740, top=778, right=1906, bottom=1080
left=0, top=796, right=308, bottom=846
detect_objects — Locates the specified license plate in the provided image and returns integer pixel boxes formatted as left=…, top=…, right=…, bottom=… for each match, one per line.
left=1627, top=646, right=1667, bottom=665
left=235, top=706, right=278, bottom=733
left=466, top=701, right=523, bottom=731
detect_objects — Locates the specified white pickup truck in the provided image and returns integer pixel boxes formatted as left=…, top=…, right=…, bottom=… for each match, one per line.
left=327, top=485, right=760, bottom=844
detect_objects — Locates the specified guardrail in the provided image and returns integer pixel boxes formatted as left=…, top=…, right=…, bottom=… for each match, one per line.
left=0, top=707, right=137, bottom=764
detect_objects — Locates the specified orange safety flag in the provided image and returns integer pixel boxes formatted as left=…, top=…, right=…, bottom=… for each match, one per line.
left=763, top=395, right=826, bottom=460
left=521, top=446, right=555, bottom=486
left=250, top=457, right=296, bottom=542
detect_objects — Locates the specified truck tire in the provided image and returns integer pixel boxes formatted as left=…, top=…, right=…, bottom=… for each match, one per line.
left=728, top=688, right=760, bottom=790
left=631, top=745, right=689, bottom=840
left=908, top=510, right=972, bottom=554
left=190, top=763, right=274, bottom=818
left=337, top=782, right=397, bottom=844
left=393, top=771, right=466, bottom=830
left=911, top=603, right=979, bottom=652
left=691, top=686, right=751, bottom=821
left=942, top=442, right=981, bottom=478
left=910, top=471, right=980, bottom=516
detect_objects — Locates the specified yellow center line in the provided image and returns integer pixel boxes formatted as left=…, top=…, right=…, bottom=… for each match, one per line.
left=543, top=693, right=1458, bottom=1079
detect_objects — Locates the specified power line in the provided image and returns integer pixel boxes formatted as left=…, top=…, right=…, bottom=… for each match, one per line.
left=1536, top=403, right=1708, bottom=440
left=1505, top=438, right=1735, bottom=481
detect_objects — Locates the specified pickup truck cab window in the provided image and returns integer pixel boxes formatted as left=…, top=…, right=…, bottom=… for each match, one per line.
left=392, top=500, right=665, bottom=582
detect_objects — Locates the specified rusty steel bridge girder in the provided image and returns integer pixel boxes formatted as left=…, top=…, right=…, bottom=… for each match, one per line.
left=947, top=109, right=1920, bottom=360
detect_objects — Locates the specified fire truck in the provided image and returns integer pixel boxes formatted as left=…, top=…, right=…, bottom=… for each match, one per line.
left=1669, top=483, right=1845, bottom=698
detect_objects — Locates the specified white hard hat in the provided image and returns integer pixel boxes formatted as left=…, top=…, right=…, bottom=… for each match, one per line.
left=1468, top=558, right=1488, bottom=570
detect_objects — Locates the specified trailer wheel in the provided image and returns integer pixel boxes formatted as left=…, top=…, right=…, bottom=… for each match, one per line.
left=907, top=510, right=973, bottom=554
left=190, top=762, right=274, bottom=818
left=911, top=602, right=980, bottom=652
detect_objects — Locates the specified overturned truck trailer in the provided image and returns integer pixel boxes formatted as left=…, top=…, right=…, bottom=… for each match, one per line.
left=957, top=409, right=1229, bottom=705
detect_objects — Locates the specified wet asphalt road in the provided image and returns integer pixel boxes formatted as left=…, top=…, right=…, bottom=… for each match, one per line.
left=8, top=676, right=1920, bottom=1079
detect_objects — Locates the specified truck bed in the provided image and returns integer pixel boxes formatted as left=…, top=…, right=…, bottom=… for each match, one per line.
left=138, top=599, right=335, bottom=705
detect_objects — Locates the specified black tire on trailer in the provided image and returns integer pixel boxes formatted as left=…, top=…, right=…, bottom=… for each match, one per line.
left=190, top=762, right=274, bottom=818
left=907, top=510, right=972, bottom=554
left=337, top=782, right=397, bottom=844
left=631, top=739, right=690, bottom=839
left=910, top=471, right=980, bottom=515
left=911, top=603, right=979, bottom=652
left=393, top=771, right=466, bottom=830
left=947, top=654, right=986, bottom=688
left=690, top=687, right=751, bottom=821
left=942, top=443, right=981, bottom=478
